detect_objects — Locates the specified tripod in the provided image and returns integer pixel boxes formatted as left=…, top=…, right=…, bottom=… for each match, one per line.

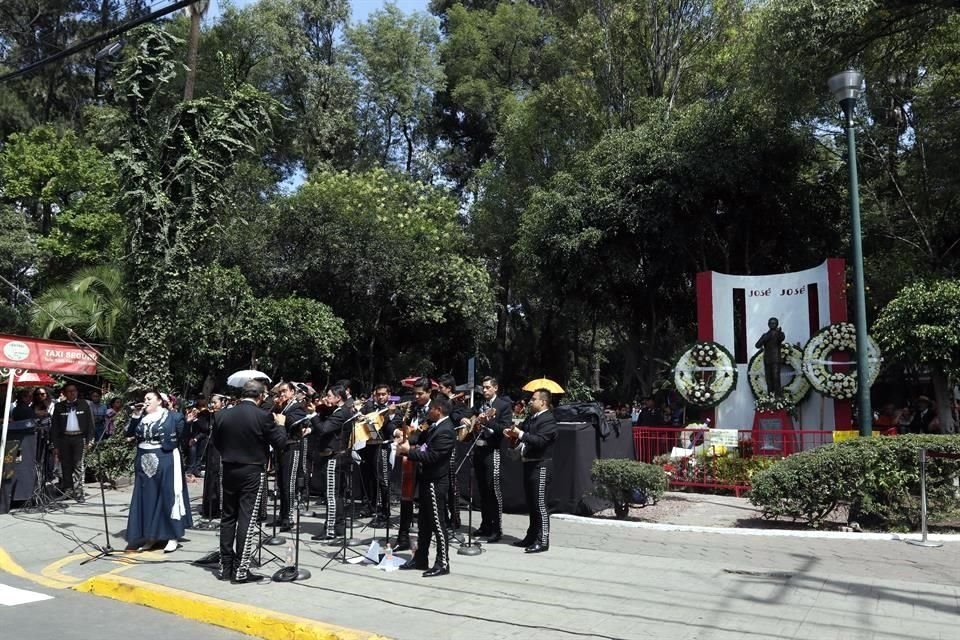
left=273, top=437, right=311, bottom=582
left=456, top=434, right=484, bottom=556
left=321, top=452, right=366, bottom=570
left=81, top=427, right=121, bottom=565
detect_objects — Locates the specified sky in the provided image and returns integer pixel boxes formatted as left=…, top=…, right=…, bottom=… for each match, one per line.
left=208, top=0, right=430, bottom=25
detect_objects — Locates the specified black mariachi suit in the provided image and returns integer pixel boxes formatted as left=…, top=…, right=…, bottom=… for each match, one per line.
left=50, top=400, right=96, bottom=496
left=310, top=403, right=354, bottom=534
left=517, top=410, right=558, bottom=546
left=407, top=416, right=455, bottom=570
left=445, top=398, right=467, bottom=529
left=276, top=400, right=308, bottom=526
left=213, top=400, right=287, bottom=580
left=469, top=395, right=513, bottom=535
left=359, top=401, right=400, bottom=520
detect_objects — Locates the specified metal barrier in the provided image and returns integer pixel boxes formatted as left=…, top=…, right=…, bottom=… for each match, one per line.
left=633, top=426, right=867, bottom=495
left=905, top=448, right=960, bottom=548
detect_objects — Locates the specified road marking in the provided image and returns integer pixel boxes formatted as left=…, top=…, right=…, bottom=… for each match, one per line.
left=0, top=582, right=54, bottom=606
left=0, top=547, right=73, bottom=589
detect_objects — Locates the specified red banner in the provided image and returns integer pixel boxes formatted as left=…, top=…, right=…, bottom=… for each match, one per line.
left=0, top=333, right=99, bottom=375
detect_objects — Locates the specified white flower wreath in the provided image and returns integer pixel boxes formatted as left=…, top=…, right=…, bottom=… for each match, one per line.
left=801, top=322, right=882, bottom=400
left=748, top=343, right=810, bottom=409
left=674, top=341, right=738, bottom=407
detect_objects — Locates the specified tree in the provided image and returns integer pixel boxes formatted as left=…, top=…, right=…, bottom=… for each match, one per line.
left=347, top=4, right=444, bottom=174
left=115, top=25, right=278, bottom=389
left=30, top=264, right=131, bottom=387
left=0, top=125, right=120, bottom=276
left=874, top=279, right=960, bottom=433
left=183, top=0, right=211, bottom=100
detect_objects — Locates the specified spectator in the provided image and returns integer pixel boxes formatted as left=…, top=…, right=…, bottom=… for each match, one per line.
left=636, top=397, right=660, bottom=427
left=11, top=388, right=33, bottom=421
left=104, top=397, right=123, bottom=436
left=909, top=396, right=936, bottom=434
left=89, top=389, right=108, bottom=442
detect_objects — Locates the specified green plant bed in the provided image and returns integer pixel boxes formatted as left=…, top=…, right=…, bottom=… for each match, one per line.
left=749, top=435, right=960, bottom=529
left=591, top=459, right=668, bottom=518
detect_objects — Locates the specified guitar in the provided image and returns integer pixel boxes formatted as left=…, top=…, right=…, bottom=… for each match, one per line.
left=458, top=407, right=497, bottom=442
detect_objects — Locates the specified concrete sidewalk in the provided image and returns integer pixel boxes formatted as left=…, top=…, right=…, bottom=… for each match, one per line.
left=1, top=483, right=958, bottom=640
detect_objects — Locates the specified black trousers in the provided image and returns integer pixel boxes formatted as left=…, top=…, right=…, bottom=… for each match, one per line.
left=523, top=460, right=552, bottom=545
left=473, top=446, right=503, bottom=533
left=318, top=455, right=344, bottom=532
left=359, top=443, right=387, bottom=517
left=57, top=435, right=86, bottom=494
left=220, top=462, right=266, bottom=579
left=277, top=442, right=300, bottom=524
left=446, top=452, right=461, bottom=527
left=414, top=477, right=450, bottom=570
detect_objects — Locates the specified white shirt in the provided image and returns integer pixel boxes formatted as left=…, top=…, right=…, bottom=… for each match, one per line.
left=65, top=405, right=80, bottom=432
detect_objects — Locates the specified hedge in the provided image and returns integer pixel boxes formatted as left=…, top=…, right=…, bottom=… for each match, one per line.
left=749, top=435, right=960, bottom=529
left=591, top=458, right=668, bottom=518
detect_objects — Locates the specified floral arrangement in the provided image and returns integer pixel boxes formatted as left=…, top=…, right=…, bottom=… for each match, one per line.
left=801, top=322, right=882, bottom=400
left=747, top=343, right=810, bottom=413
left=673, top=341, right=738, bottom=407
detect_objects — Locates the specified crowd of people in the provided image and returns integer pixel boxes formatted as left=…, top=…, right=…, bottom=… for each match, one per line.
left=6, top=375, right=559, bottom=583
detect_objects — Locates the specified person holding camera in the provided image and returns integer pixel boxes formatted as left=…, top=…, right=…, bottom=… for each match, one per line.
left=213, top=380, right=288, bottom=583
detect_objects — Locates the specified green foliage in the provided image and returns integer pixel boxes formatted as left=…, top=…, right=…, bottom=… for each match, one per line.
left=86, top=430, right=136, bottom=488
left=749, top=435, right=960, bottom=529
left=0, top=125, right=120, bottom=274
left=711, top=453, right=780, bottom=487
left=591, top=458, right=668, bottom=517
left=250, top=296, right=348, bottom=380
left=874, top=279, right=960, bottom=380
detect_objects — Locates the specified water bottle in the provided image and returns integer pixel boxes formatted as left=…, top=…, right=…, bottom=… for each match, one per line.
left=285, top=540, right=294, bottom=566
left=385, top=544, right=393, bottom=562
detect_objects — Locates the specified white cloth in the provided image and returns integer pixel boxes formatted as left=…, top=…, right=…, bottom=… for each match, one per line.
left=171, top=448, right=186, bottom=521
left=65, top=408, right=80, bottom=433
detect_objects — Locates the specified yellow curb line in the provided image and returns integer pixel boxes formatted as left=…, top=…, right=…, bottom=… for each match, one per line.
left=0, top=547, right=74, bottom=589
left=73, top=574, right=390, bottom=640
left=41, top=554, right=86, bottom=584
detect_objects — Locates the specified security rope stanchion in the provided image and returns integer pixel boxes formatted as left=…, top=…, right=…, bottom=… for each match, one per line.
left=905, top=448, right=943, bottom=549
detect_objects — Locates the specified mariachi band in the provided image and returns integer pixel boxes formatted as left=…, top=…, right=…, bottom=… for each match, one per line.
left=197, top=373, right=557, bottom=582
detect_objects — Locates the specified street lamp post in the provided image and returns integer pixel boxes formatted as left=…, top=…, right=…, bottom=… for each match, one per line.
left=828, top=69, right=872, bottom=437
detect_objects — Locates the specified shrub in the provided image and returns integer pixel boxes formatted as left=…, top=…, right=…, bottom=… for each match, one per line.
left=749, top=435, right=960, bottom=529
left=591, top=458, right=668, bottom=518
left=86, top=429, right=135, bottom=488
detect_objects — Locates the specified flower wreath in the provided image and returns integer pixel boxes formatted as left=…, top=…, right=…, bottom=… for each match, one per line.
left=747, top=343, right=810, bottom=410
left=674, top=341, right=738, bottom=407
left=801, top=322, right=882, bottom=400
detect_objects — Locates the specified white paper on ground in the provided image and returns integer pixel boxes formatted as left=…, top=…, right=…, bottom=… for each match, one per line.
left=365, top=540, right=382, bottom=563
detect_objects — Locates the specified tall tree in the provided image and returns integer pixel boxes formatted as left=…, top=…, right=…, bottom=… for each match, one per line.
left=183, top=0, right=211, bottom=100
left=115, top=25, right=278, bottom=388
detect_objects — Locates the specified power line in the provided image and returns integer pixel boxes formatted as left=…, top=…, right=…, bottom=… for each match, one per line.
left=0, top=0, right=200, bottom=85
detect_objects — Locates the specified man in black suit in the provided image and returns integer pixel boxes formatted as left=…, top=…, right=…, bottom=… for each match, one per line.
left=213, top=380, right=287, bottom=583
left=437, top=374, right=465, bottom=531
left=271, top=382, right=309, bottom=532
left=309, top=384, right=354, bottom=541
left=398, top=394, right=455, bottom=577
left=506, top=388, right=558, bottom=553
left=50, top=384, right=96, bottom=502
left=359, top=383, right=400, bottom=527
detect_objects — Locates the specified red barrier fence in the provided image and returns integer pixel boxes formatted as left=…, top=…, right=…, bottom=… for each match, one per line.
left=633, top=426, right=889, bottom=496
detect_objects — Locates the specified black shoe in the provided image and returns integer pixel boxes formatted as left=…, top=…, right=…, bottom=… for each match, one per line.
left=218, top=568, right=233, bottom=581
left=486, top=531, right=502, bottom=544
left=512, top=538, right=535, bottom=548
left=232, top=571, right=269, bottom=584
left=473, top=527, right=491, bottom=537
left=400, top=558, right=428, bottom=571
left=422, top=566, right=450, bottom=578
left=525, top=542, right=549, bottom=554
left=369, top=516, right=389, bottom=528
left=75, top=493, right=86, bottom=504
left=278, top=522, right=293, bottom=533
left=393, top=537, right=411, bottom=552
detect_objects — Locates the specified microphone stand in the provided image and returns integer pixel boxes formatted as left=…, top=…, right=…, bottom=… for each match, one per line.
left=456, top=430, right=484, bottom=556
left=273, top=433, right=311, bottom=582
left=81, top=424, right=121, bottom=565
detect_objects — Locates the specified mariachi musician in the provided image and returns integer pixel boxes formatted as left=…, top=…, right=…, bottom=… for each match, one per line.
left=505, top=388, right=557, bottom=553
left=199, top=394, right=229, bottom=520
left=359, top=384, right=401, bottom=527
left=393, top=377, right=432, bottom=552
left=271, top=382, right=309, bottom=532
left=309, top=384, right=354, bottom=541
left=437, top=374, right=466, bottom=531
left=460, top=376, right=512, bottom=543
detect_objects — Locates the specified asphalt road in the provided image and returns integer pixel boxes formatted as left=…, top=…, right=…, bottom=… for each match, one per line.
left=0, top=573, right=252, bottom=640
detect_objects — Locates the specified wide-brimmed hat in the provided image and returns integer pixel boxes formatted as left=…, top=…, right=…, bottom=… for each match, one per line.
left=916, top=395, right=931, bottom=405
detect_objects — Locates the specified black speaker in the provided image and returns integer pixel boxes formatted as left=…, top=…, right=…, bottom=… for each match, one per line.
left=1, top=419, right=37, bottom=513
